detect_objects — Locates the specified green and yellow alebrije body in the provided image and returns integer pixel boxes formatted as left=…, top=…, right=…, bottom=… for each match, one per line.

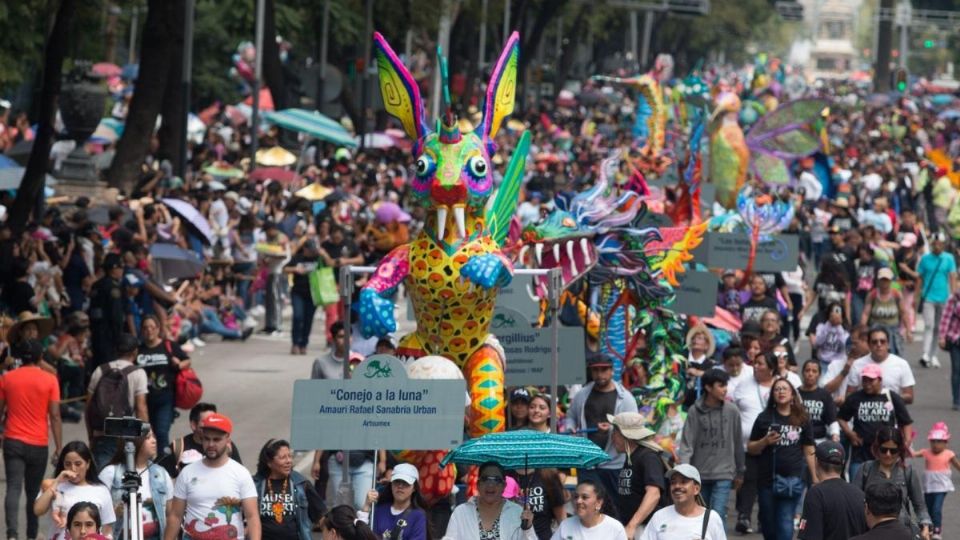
left=360, top=31, right=530, bottom=503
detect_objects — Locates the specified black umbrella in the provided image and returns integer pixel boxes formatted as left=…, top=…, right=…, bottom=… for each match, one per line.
left=323, top=189, right=347, bottom=203
left=150, top=243, right=205, bottom=281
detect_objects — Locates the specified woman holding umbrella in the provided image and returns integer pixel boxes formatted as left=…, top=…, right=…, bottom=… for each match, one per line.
left=444, top=462, right=536, bottom=540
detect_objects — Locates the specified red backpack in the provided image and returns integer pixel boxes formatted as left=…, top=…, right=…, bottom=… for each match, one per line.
left=165, top=341, right=203, bottom=410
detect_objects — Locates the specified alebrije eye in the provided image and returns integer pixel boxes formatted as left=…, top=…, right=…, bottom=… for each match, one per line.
left=467, top=156, right=488, bottom=178
left=416, top=155, right=436, bottom=177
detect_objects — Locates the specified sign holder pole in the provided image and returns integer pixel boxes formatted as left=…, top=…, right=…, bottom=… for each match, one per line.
left=337, top=265, right=356, bottom=507
left=548, top=267, right=562, bottom=434
left=370, top=448, right=379, bottom=519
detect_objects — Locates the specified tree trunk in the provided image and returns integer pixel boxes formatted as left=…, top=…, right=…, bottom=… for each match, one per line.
left=105, top=0, right=176, bottom=194
left=8, top=0, right=76, bottom=236
left=553, top=5, right=586, bottom=96
left=262, top=0, right=287, bottom=111
left=157, top=0, right=186, bottom=171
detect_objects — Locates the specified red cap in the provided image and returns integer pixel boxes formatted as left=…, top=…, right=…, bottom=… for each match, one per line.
left=200, top=413, right=233, bottom=434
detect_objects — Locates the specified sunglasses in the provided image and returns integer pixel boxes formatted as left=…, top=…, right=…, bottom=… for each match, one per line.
left=870, top=339, right=887, bottom=345
left=878, top=447, right=900, bottom=455
left=479, top=476, right=504, bottom=485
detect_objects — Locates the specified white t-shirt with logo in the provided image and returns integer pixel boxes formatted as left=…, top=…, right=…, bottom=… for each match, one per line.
left=173, top=460, right=257, bottom=539
left=550, top=515, right=628, bottom=540
left=41, top=482, right=117, bottom=540
left=640, top=505, right=727, bottom=540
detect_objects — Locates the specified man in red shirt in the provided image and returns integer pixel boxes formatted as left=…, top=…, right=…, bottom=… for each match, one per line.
left=0, top=339, right=62, bottom=540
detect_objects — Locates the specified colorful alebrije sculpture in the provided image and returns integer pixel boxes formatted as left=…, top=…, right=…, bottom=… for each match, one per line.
left=593, top=54, right=674, bottom=175
left=518, top=155, right=705, bottom=429
left=359, top=32, right=530, bottom=504
left=709, top=91, right=750, bottom=209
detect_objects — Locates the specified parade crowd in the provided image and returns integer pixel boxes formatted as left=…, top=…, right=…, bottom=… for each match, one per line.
left=2, top=66, right=960, bottom=540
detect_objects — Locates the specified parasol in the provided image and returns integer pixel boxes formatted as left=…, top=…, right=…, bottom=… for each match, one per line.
left=92, top=62, right=122, bottom=78
left=256, top=146, right=297, bottom=167
left=374, top=202, right=411, bottom=224
left=439, top=431, right=609, bottom=470
left=0, top=168, right=58, bottom=190
left=249, top=167, right=297, bottom=183
left=264, top=108, right=356, bottom=148
left=202, top=163, right=244, bottom=179
left=150, top=243, right=205, bottom=281
left=161, top=198, right=215, bottom=245
left=294, top=183, right=333, bottom=201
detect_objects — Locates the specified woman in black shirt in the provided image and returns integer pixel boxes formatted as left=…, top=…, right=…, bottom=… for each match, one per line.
left=748, top=376, right=817, bottom=540
left=136, top=315, right=189, bottom=453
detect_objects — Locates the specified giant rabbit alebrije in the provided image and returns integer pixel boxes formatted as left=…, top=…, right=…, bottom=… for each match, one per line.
left=358, top=32, right=530, bottom=502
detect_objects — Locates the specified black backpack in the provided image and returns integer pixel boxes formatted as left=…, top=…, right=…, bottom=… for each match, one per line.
left=86, top=364, right=140, bottom=431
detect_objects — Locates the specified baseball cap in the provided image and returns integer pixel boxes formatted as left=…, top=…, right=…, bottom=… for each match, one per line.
left=877, top=267, right=894, bottom=280
left=102, top=253, right=123, bottom=270
left=587, top=354, right=614, bottom=368
left=665, top=463, right=701, bottom=485
left=900, top=232, right=918, bottom=248
left=391, top=463, right=419, bottom=485
left=509, top=387, right=532, bottom=403
left=815, top=440, right=845, bottom=465
left=200, top=412, right=233, bottom=434
left=224, top=191, right=240, bottom=203
left=861, top=363, right=884, bottom=380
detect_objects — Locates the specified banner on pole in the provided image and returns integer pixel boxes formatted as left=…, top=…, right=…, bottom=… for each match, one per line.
left=490, top=306, right=586, bottom=386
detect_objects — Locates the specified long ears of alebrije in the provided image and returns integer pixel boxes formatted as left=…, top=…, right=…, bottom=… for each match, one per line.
left=373, top=32, right=428, bottom=146
left=436, top=44, right=461, bottom=145
left=475, top=32, right=519, bottom=153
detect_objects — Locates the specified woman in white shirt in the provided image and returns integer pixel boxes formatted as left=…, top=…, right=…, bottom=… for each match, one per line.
left=550, top=480, right=626, bottom=540
left=444, top=462, right=535, bottom=540
left=34, top=441, right=116, bottom=540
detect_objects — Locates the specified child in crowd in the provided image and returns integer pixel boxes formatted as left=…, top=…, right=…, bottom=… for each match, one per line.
left=916, top=422, right=960, bottom=540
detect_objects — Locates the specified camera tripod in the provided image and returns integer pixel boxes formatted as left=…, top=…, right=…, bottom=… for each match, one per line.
left=121, top=440, right=145, bottom=540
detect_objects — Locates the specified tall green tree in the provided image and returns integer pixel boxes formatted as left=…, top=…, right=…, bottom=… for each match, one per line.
left=8, top=0, right=76, bottom=234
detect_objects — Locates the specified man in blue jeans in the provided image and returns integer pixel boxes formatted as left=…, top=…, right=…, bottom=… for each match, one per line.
left=677, top=368, right=745, bottom=530
left=1, top=339, right=62, bottom=540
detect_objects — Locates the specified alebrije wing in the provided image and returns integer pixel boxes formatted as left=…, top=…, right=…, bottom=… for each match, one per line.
left=745, top=98, right=830, bottom=159
left=477, top=32, right=520, bottom=142
left=373, top=32, right=427, bottom=142
left=488, top=130, right=531, bottom=247
left=749, top=151, right=791, bottom=185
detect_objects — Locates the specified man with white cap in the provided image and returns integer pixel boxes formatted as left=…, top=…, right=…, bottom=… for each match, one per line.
left=609, top=412, right=669, bottom=539
left=641, top=464, right=727, bottom=539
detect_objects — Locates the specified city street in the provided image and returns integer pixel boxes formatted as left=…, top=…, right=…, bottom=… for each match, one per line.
left=2, top=306, right=958, bottom=538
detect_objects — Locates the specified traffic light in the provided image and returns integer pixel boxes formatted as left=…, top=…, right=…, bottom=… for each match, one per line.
left=895, top=68, right=908, bottom=92
left=924, top=39, right=935, bottom=49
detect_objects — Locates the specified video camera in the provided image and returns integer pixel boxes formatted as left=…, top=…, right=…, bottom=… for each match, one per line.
left=104, top=416, right=151, bottom=439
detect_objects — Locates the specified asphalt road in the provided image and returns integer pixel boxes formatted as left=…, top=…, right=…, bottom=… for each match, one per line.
left=2, top=307, right=958, bottom=539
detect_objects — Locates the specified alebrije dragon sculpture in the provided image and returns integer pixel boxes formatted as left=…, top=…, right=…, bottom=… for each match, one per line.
left=358, top=32, right=530, bottom=503
left=518, top=155, right=705, bottom=430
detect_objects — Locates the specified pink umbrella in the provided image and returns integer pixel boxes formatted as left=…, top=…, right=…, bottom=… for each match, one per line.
left=249, top=167, right=297, bottom=183
left=92, top=62, right=122, bottom=78
left=374, top=202, right=411, bottom=224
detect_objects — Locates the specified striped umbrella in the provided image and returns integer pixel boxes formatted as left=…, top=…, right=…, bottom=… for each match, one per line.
left=264, top=108, right=357, bottom=148
left=439, top=431, right=608, bottom=470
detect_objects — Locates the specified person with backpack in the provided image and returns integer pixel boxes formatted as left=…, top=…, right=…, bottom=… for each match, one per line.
left=86, top=334, right=149, bottom=471
left=135, top=315, right=190, bottom=454
left=608, top=412, right=669, bottom=539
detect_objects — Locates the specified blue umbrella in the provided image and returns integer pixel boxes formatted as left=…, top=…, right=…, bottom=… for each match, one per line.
left=264, top=108, right=357, bottom=148
left=150, top=243, right=205, bottom=280
left=938, top=109, right=960, bottom=121
left=0, top=167, right=57, bottom=191
left=439, top=431, right=609, bottom=470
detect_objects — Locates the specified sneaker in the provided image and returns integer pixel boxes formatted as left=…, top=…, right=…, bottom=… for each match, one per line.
left=270, top=330, right=284, bottom=337
left=932, top=357, right=942, bottom=368
left=242, top=316, right=258, bottom=330
left=242, top=328, right=254, bottom=341
left=248, top=305, right=266, bottom=317
left=920, top=357, right=930, bottom=368
left=735, top=517, right=753, bottom=534
left=191, top=337, right=207, bottom=347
